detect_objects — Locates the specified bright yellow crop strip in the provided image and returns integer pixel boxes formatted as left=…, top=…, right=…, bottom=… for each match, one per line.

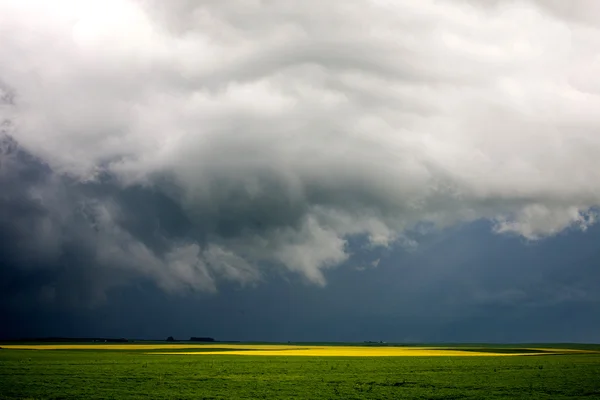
left=154, top=347, right=541, bottom=357
left=1, top=344, right=583, bottom=356
left=0, top=344, right=301, bottom=350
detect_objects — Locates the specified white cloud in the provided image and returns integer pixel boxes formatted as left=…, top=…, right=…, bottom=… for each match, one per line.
left=2, top=0, right=600, bottom=291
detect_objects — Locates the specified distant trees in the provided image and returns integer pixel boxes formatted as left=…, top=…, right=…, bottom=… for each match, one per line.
left=165, top=336, right=217, bottom=342
left=18, top=337, right=129, bottom=343
left=190, top=337, right=215, bottom=342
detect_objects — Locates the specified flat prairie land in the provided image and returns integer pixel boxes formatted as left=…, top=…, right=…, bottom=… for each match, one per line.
left=1, top=343, right=600, bottom=399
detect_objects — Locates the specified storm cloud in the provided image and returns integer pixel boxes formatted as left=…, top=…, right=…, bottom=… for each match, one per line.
left=1, top=0, right=600, bottom=302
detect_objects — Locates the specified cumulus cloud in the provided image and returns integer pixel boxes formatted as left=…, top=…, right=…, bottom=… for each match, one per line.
left=1, top=0, right=600, bottom=299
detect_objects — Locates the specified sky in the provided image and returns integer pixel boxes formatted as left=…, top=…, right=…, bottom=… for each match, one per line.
left=1, top=0, right=600, bottom=342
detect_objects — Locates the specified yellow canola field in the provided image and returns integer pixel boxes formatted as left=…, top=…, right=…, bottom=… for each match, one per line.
left=1, top=344, right=298, bottom=351
left=157, top=348, right=519, bottom=357
left=3, top=344, right=589, bottom=356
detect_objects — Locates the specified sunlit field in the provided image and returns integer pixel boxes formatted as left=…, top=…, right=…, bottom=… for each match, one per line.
left=2, top=343, right=600, bottom=399
left=4, top=343, right=596, bottom=356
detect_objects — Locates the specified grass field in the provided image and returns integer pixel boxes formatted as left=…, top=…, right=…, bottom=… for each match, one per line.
left=1, top=343, right=600, bottom=399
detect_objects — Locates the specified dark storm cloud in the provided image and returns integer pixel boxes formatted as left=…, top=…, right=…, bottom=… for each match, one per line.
left=1, top=0, right=600, bottom=305
left=0, top=134, right=268, bottom=304
left=0, top=134, right=135, bottom=305
left=4, top=221, right=599, bottom=342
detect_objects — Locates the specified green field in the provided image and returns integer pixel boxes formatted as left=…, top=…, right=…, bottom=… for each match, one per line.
left=1, top=344, right=600, bottom=399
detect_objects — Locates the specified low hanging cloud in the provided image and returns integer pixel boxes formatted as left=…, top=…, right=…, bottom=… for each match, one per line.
left=1, top=0, right=600, bottom=300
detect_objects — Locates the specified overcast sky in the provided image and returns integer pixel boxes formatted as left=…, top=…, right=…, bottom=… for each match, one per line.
left=1, top=0, right=600, bottom=342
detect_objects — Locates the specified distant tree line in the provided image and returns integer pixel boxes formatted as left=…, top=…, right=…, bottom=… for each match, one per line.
left=2, top=336, right=223, bottom=343
left=189, top=337, right=215, bottom=342
left=165, top=336, right=217, bottom=342
left=2, top=337, right=129, bottom=343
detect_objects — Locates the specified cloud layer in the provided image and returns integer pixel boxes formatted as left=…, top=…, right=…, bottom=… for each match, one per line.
left=1, top=0, right=600, bottom=298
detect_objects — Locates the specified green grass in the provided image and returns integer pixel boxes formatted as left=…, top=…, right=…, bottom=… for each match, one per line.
left=1, top=346, right=600, bottom=399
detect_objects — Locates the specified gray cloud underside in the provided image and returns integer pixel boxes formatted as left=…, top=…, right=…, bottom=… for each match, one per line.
left=1, top=0, right=600, bottom=299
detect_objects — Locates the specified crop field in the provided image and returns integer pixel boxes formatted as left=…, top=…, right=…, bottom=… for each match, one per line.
left=1, top=343, right=600, bottom=399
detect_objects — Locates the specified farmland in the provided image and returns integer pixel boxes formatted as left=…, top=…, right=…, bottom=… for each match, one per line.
left=1, top=343, right=600, bottom=399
